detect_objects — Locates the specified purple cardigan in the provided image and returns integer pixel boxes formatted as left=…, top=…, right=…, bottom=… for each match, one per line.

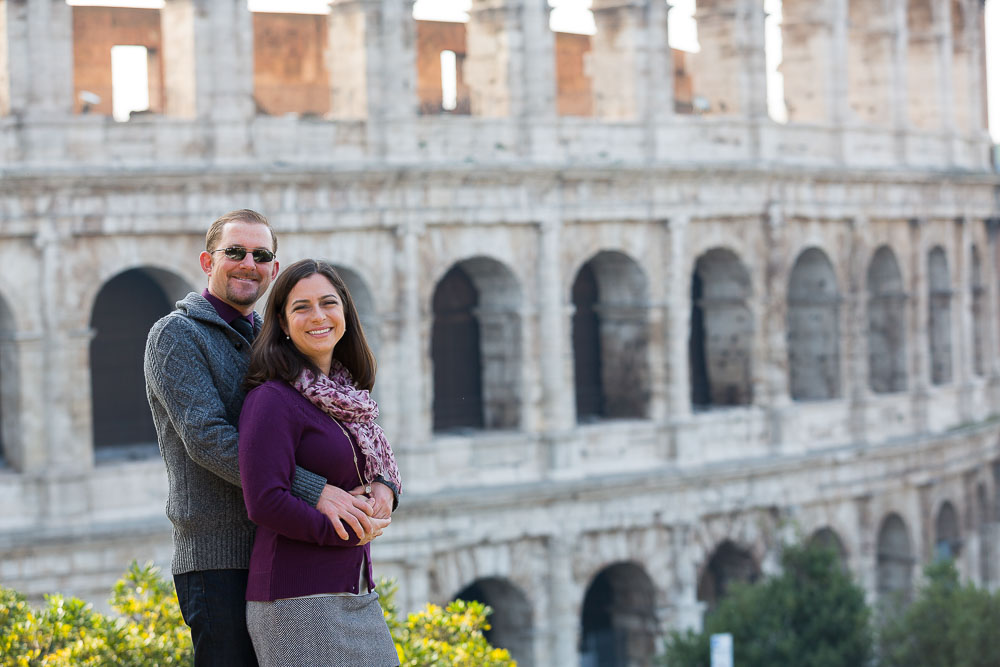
left=239, top=380, right=374, bottom=601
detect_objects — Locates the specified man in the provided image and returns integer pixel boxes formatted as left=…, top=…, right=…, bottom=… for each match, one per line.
left=145, top=210, right=396, bottom=665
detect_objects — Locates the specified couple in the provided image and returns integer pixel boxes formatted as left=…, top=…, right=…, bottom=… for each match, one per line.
left=144, top=210, right=401, bottom=666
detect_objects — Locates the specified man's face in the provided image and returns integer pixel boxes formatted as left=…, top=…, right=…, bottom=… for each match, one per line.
left=199, top=221, right=279, bottom=314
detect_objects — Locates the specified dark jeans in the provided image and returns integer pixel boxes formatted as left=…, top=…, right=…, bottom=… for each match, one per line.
left=175, top=569, right=259, bottom=667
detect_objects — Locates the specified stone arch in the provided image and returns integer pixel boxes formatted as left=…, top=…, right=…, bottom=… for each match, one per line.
left=454, top=577, right=534, bottom=667
left=970, top=244, right=987, bottom=377
left=689, top=247, right=753, bottom=409
left=934, top=500, right=961, bottom=561
left=876, top=513, right=914, bottom=605
left=89, top=267, right=189, bottom=457
left=977, top=484, right=992, bottom=585
left=927, top=246, right=952, bottom=385
left=787, top=247, right=841, bottom=401
left=0, top=294, right=17, bottom=469
left=808, top=527, right=849, bottom=570
left=324, top=264, right=380, bottom=356
left=580, top=561, right=658, bottom=667
left=867, top=245, right=908, bottom=394
left=697, top=539, right=761, bottom=614
left=570, top=251, right=649, bottom=422
left=431, top=257, right=521, bottom=432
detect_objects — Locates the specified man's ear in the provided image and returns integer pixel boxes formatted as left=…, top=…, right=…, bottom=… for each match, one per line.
left=271, top=259, right=280, bottom=280
left=199, top=251, right=213, bottom=276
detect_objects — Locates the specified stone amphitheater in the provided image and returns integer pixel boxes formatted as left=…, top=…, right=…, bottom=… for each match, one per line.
left=1, top=0, right=999, bottom=665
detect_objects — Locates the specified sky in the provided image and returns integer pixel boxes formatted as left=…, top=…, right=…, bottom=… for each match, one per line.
left=68, top=0, right=1000, bottom=142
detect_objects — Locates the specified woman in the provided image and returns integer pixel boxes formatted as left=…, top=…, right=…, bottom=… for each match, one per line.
left=239, top=259, right=401, bottom=667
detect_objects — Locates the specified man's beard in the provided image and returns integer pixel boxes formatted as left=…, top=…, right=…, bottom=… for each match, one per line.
left=224, top=276, right=263, bottom=306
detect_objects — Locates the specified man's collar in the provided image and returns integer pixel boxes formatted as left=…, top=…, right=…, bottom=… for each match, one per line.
left=202, top=289, right=253, bottom=325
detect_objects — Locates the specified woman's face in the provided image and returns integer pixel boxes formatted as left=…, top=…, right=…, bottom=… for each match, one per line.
left=281, top=273, right=347, bottom=376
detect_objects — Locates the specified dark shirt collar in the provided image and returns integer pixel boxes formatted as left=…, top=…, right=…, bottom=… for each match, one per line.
left=202, top=289, right=254, bottom=326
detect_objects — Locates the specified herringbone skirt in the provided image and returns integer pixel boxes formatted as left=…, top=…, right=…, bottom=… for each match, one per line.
left=246, top=592, right=399, bottom=667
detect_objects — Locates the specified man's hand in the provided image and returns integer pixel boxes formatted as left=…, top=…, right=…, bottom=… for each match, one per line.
left=351, top=482, right=394, bottom=520
left=316, top=484, right=377, bottom=541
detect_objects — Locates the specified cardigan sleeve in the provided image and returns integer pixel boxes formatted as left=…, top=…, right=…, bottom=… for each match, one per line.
left=239, top=384, right=362, bottom=548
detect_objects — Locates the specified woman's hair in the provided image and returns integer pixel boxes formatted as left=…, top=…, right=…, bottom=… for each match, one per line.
left=244, top=259, right=376, bottom=391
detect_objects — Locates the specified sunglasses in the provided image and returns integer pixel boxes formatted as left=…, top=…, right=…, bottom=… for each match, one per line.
left=211, top=246, right=276, bottom=263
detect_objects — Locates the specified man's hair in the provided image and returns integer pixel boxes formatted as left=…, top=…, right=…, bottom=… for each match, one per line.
left=244, top=259, right=377, bottom=392
left=205, top=209, right=277, bottom=253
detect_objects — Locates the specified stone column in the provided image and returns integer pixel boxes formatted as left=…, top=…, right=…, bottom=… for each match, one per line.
left=984, top=220, right=1000, bottom=412
left=908, top=218, right=930, bottom=431
left=537, top=215, right=573, bottom=432
left=545, top=536, right=579, bottom=666
left=903, top=0, right=953, bottom=132
left=690, top=0, right=767, bottom=118
left=954, top=217, right=973, bottom=421
left=394, top=220, right=433, bottom=488
left=588, top=0, right=673, bottom=122
left=761, top=204, right=790, bottom=449
left=846, top=216, right=871, bottom=444
left=161, top=0, right=254, bottom=160
left=328, top=0, right=418, bottom=159
left=665, top=216, right=691, bottom=424
left=465, top=0, right=556, bottom=156
left=780, top=0, right=842, bottom=124
left=34, top=222, right=91, bottom=471
left=845, top=0, right=900, bottom=128
left=0, top=0, right=73, bottom=119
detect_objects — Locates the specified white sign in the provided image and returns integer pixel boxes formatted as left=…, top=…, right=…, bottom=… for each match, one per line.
left=710, top=633, right=733, bottom=667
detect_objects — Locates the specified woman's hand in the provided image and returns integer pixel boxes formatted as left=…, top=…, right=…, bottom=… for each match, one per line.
left=316, top=484, right=377, bottom=541
left=351, top=482, right=394, bottom=520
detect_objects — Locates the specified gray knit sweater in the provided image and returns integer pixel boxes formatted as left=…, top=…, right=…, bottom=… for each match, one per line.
left=144, top=292, right=326, bottom=575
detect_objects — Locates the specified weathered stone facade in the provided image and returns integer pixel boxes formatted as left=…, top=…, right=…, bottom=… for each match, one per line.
left=1, top=1, right=998, bottom=665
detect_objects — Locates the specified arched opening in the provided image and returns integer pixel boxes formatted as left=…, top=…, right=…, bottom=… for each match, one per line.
left=867, top=246, right=908, bottom=394
left=580, top=562, right=658, bottom=667
left=689, top=248, right=753, bottom=409
left=697, top=540, right=760, bottom=614
left=906, top=0, right=944, bottom=130
left=454, top=577, right=534, bottom=667
left=571, top=251, right=650, bottom=422
left=978, top=484, right=992, bottom=585
left=0, top=295, right=17, bottom=469
left=934, top=501, right=961, bottom=561
left=89, top=267, right=182, bottom=459
left=431, top=257, right=522, bottom=432
left=787, top=248, right=841, bottom=401
left=876, top=513, right=914, bottom=607
left=808, top=527, right=849, bottom=571
left=927, top=246, right=953, bottom=385
left=970, top=245, right=987, bottom=378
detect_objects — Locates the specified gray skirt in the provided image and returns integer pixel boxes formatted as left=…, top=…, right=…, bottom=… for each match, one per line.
left=246, top=592, right=399, bottom=667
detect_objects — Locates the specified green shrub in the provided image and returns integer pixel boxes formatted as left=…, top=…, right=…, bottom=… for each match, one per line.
left=1, top=563, right=515, bottom=666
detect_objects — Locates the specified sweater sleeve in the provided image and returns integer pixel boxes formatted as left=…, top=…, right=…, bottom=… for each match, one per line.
left=145, top=317, right=243, bottom=488
left=239, top=385, right=361, bottom=548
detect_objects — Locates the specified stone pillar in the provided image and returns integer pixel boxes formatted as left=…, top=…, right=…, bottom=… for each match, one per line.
left=588, top=0, right=673, bottom=123
left=0, top=0, right=73, bottom=119
left=761, top=204, right=790, bottom=447
left=904, top=0, right=953, bottom=132
left=545, top=536, right=579, bottom=666
left=845, top=0, right=900, bottom=128
left=908, top=218, right=930, bottom=431
left=846, top=216, right=871, bottom=444
left=35, top=222, right=92, bottom=471
left=0, top=333, right=44, bottom=473
left=161, top=0, right=254, bottom=160
left=328, top=0, right=418, bottom=159
left=537, top=216, right=573, bottom=432
left=394, top=221, right=432, bottom=487
left=954, top=217, right=973, bottom=421
left=465, top=0, right=557, bottom=144
left=950, top=0, right=988, bottom=138
left=665, top=216, right=691, bottom=424
left=984, top=220, right=1000, bottom=412
left=781, top=0, right=843, bottom=124
left=690, top=0, right=767, bottom=118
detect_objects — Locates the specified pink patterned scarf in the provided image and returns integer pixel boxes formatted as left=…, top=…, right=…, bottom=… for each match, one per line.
left=293, top=361, right=401, bottom=494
